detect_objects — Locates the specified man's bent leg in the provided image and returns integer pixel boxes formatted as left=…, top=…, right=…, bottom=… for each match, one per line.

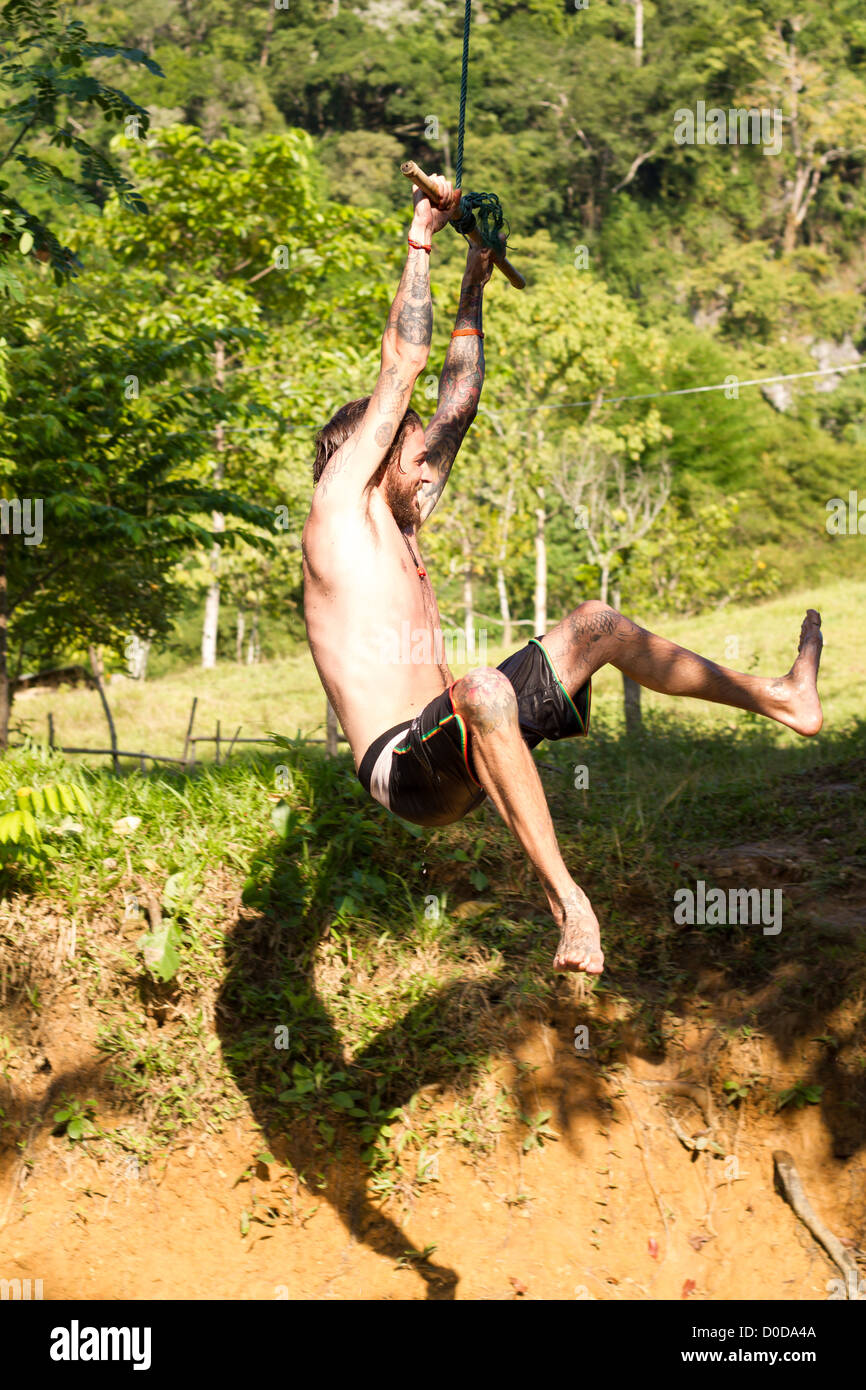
left=542, top=603, right=823, bottom=736
left=450, top=668, right=604, bottom=974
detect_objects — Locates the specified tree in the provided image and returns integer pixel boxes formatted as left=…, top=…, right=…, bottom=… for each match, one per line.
left=0, top=271, right=274, bottom=750
left=102, top=123, right=393, bottom=667
left=758, top=15, right=866, bottom=253
left=0, top=0, right=162, bottom=297
left=553, top=447, right=672, bottom=609
left=622, top=495, right=782, bottom=618
left=436, top=237, right=670, bottom=636
left=553, top=444, right=672, bottom=732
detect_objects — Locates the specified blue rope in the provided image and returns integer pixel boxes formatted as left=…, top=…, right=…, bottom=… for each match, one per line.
left=452, top=0, right=506, bottom=254
left=455, top=0, right=471, bottom=192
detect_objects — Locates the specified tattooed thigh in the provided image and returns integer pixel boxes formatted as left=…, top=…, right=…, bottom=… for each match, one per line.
left=567, top=603, right=641, bottom=649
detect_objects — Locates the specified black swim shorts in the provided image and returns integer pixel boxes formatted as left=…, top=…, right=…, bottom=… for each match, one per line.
left=357, top=637, right=591, bottom=828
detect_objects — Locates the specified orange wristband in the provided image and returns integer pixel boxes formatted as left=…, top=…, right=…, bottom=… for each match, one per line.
left=407, top=237, right=431, bottom=253
left=451, top=328, right=484, bottom=338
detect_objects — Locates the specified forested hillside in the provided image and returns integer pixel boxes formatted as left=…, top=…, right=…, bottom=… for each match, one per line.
left=2, top=0, right=864, bottom=702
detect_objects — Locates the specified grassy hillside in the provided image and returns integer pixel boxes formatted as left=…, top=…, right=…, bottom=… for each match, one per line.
left=1, top=578, right=864, bottom=1295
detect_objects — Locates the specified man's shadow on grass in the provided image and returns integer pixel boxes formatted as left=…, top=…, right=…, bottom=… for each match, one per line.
left=214, top=724, right=866, bottom=1295
left=215, top=872, right=471, bottom=1296
left=213, top=743, right=619, bottom=1298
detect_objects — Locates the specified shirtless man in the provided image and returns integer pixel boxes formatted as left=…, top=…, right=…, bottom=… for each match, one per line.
left=302, top=175, right=824, bottom=976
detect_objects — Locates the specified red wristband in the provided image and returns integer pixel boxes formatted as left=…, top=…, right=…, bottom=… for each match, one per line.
left=408, top=237, right=431, bottom=253
left=451, top=328, right=484, bottom=338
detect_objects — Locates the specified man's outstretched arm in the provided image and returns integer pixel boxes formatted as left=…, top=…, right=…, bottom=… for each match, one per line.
left=314, top=176, right=456, bottom=509
left=417, top=245, right=493, bottom=526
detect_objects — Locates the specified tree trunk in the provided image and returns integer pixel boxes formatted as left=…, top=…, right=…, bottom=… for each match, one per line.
left=534, top=503, right=547, bottom=636
left=623, top=672, right=642, bottom=733
left=783, top=163, right=808, bottom=254
left=201, top=339, right=226, bottom=670
left=259, top=3, right=275, bottom=66
left=613, top=586, right=643, bottom=733
left=496, top=473, right=515, bottom=649
left=126, top=633, right=150, bottom=680
left=440, top=127, right=453, bottom=183
left=246, top=608, right=260, bottom=665
left=88, top=644, right=120, bottom=773
left=236, top=607, right=246, bottom=663
left=633, top=0, right=644, bottom=66
left=782, top=37, right=808, bottom=255
left=462, top=533, right=475, bottom=659
left=599, top=562, right=610, bottom=607
left=496, top=566, right=513, bottom=650
left=325, top=700, right=339, bottom=757
left=202, top=573, right=221, bottom=669
left=0, top=538, right=9, bottom=753
left=782, top=161, right=818, bottom=254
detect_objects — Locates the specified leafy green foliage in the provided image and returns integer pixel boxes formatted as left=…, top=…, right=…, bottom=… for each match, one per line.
left=777, top=1081, right=825, bottom=1111
left=0, top=0, right=163, bottom=294
left=622, top=497, right=782, bottom=617
left=1, top=1, right=862, bottom=691
left=138, top=869, right=198, bottom=982
left=722, top=1078, right=752, bottom=1105
left=0, top=779, right=91, bottom=868
left=0, top=267, right=277, bottom=733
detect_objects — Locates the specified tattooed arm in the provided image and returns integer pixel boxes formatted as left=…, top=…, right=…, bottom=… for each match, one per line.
left=417, top=244, right=493, bottom=527
left=314, top=176, right=456, bottom=510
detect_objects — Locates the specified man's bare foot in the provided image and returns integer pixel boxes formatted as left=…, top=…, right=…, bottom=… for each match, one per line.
left=768, top=610, right=823, bottom=736
left=552, top=886, right=605, bottom=974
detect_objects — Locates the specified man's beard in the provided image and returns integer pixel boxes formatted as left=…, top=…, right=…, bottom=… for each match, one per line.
left=384, top=466, right=420, bottom=530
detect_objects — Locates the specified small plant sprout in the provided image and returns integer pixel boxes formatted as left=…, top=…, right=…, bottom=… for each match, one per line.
left=54, top=1097, right=98, bottom=1141
left=521, top=1110, right=559, bottom=1152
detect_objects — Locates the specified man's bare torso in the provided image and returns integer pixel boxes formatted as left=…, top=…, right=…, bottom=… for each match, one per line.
left=302, top=493, right=453, bottom=767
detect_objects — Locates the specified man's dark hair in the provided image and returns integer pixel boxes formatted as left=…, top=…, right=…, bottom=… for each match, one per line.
left=313, top=398, right=423, bottom=486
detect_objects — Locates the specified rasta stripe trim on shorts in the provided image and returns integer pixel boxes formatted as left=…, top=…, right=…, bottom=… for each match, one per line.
left=392, top=690, right=482, bottom=788
left=529, top=637, right=591, bottom=736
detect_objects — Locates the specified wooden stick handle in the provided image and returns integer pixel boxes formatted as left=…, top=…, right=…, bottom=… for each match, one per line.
left=400, top=160, right=525, bottom=290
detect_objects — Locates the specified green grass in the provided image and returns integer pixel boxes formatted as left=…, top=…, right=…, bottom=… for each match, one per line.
left=12, top=576, right=865, bottom=768
left=11, top=648, right=331, bottom=766
left=1, top=575, right=865, bottom=1203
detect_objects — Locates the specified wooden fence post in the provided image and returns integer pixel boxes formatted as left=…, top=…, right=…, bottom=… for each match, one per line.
left=182, top=697, right=198, bottom=769
left=88, top=645, right=119, bottom=774
left=613, top=587, right=643, bottom=734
